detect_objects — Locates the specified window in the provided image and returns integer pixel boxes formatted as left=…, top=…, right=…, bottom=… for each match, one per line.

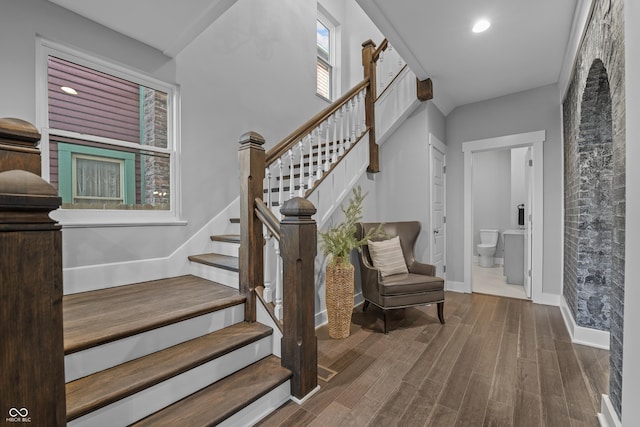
left=38, top=39, right=181, bottom=225
left=316, top=8, right=337, bottom=101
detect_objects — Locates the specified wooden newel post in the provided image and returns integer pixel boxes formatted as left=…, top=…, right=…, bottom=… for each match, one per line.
left=280, top=197, right=318, bottom=400
left=362, top=39, right=380, bottom=173
left=238, top=131, right=265, bottom=323
left=0, top=119, right=65, bottom=426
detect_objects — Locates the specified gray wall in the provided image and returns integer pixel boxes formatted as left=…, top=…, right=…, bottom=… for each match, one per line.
left=372, top=101, right=446, bottom=263
left=510, top=147, right=528, bottom=229
left=446, top=83, right=562, bottom=296
left=472, top=150, right=511, bottom=258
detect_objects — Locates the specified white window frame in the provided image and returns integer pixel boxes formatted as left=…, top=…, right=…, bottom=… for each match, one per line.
left=36, top=38, right=184, bottom=228
left=317, top=5, right=340, bottom=102
left=72, top=154, right=125, bottom=203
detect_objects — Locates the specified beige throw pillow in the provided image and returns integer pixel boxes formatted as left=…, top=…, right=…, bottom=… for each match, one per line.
left=367, top=236, right=409, bottom=277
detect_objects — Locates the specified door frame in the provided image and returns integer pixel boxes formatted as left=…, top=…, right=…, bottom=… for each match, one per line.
left=429, top=133, right=447, bottom=279
left=462, top=130, right=545, bottom=302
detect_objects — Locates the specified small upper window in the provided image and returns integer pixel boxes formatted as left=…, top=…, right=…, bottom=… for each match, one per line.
left=316, top=13, right=334, bottom=100
left=39, top=40, right=179, bottom=224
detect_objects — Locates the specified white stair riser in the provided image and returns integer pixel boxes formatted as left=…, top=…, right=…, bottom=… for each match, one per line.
left=65, top=304, right=244, bottom=382
left=189, top=262, right=239, bottom=288
left=224, top=222, right=240, bottom=235
left=210, top=240, right=240, bottom=257
left=68, top=336, right=273, bottom=427
left=219, top=380, right=291, bottom=427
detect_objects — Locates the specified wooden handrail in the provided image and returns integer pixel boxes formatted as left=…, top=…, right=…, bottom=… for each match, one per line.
left=376, top=64, right=409, bottom=102
left=265, top=78, right=370, bottom=165
left=372, top=38, right=389, bottom=62
left=255, top=197, right=280, bottom=240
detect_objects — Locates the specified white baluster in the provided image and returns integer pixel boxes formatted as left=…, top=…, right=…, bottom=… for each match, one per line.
left=277, top=158, right=284, bottom=212
left=288, top=149, right=295, bottom=200
left=306, top=134, right=314, bottom=190
left=360, top=90, right=367, bottom=133
left=378, top=51, right=385, bottom=89
left=263, top=166, right=273, bottom=302
left=298, top=140, right=305, bottom=196
left=350, top=98, right=357, bottom=143
left=356, top=91, right=362, bottom=136
left=339, top=106, right=345, bottom=156
left=263, top=234, right=273, bottom=302
left=274, top=240, right=283, bottom=320
left=345, top=101, right=352, bottom=150
left=324, top=120, right=331, bottom=172
left=331, top=112, right=340, bottom=163
left=315, top=127, right=323, bottom=180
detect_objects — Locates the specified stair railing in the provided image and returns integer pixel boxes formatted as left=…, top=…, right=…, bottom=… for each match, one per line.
left=238, top=38, right=417, bottom=401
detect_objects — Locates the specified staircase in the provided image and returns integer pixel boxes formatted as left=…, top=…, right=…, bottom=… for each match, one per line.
left=0, top=37, right=426, bottom=426
left=63, top=221, right=291, bottom=426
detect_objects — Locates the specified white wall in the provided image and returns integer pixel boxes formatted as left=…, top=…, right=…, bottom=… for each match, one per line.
left=510, top=147, right=527, bottom=228
left=372, top=101, right=445, bottom=262
left=0, top=0, right=188, bottom=268
left=472, top=150, right=511, bottom=257
left=622, top=1, right=640, bottom=424
left=0, top=0, right=383, bottom=270
left=446, top=83, right=563, bottom=296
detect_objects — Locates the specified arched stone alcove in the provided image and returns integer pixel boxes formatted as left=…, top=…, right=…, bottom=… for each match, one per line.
left=575, top=59, right=613, bottom=330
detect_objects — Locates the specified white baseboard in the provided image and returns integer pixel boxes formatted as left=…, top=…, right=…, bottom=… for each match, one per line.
left=598, top=394, right=621, bottom=427
left=63, top=198, right=239, bottom=294
left=560, top=296, right=610, bottom=350
left=445, top=280, right=468, bottom=293
left=540, top=292, right=562, bottom=306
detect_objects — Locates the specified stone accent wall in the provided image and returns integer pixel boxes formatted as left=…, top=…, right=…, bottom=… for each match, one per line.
left=562, top=0, right=625, bottom=417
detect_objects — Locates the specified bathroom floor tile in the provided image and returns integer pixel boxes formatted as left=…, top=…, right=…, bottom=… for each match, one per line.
left=472, top=263, right=528, bottom=300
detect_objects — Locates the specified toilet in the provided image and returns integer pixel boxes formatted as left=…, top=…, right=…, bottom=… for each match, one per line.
left=477, top=229, right=499, bottom=267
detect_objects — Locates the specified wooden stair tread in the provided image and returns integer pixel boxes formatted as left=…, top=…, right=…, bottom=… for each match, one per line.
left=210, top=234, right=240, bottom=244
left=131, top=355, right=291, bottom=427
left=64, top=275, right=243, bottom=354
left=66, top=322, right=272, bottom=421
left=188, top=253, right=239, bottom=272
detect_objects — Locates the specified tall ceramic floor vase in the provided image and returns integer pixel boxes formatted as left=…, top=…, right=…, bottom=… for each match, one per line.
left=325, top=263, right=355, bottom=339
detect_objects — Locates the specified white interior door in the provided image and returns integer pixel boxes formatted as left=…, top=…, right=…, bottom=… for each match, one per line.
left=524, top=147, right=533, bottom=298
left=430, top=134, right=446, bottom=278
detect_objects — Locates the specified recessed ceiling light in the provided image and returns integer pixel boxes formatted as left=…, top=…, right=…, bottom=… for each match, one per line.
left=472, top=19, right=491, bottom=33
left=61, top=86, right=78, bottom=95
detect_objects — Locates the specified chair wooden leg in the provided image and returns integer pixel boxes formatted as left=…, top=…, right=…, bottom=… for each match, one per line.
left=363, top=300, right=370, bottom=312
left=437, top=302, right=445, bottom=324
left=383, top=310, right=389, bottom=334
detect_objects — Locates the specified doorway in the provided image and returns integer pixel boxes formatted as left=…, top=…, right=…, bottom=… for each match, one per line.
left=470, top=147, right=531, bottom=300
left=462, top=130, right=545, bottom=302
left=429, top=134, right=446, bottom=278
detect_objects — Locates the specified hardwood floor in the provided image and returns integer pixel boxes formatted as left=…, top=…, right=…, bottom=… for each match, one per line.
left=257, top=292, right=609, bottom=426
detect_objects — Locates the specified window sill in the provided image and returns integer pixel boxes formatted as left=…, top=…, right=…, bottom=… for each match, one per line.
left=316, top=93, right=332, bottom=103
left=50, top=209, right=188, bottom=228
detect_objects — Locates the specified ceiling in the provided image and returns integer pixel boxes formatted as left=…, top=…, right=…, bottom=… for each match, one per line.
left=357, top=0, right=580, bottom=114
left=47, top=0, right=237, bottom=58
left=49, top=0, right=580, bottom=114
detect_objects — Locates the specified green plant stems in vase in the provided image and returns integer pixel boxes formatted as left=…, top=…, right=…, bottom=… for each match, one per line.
left=319, top=186, right=384, bottom=338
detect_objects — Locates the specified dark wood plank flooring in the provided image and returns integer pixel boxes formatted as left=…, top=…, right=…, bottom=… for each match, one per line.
left=257, top=292, right=609, bottom=426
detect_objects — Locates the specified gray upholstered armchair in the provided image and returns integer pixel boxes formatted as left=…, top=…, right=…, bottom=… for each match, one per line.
left=355, top=221, right=445, bottom=333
